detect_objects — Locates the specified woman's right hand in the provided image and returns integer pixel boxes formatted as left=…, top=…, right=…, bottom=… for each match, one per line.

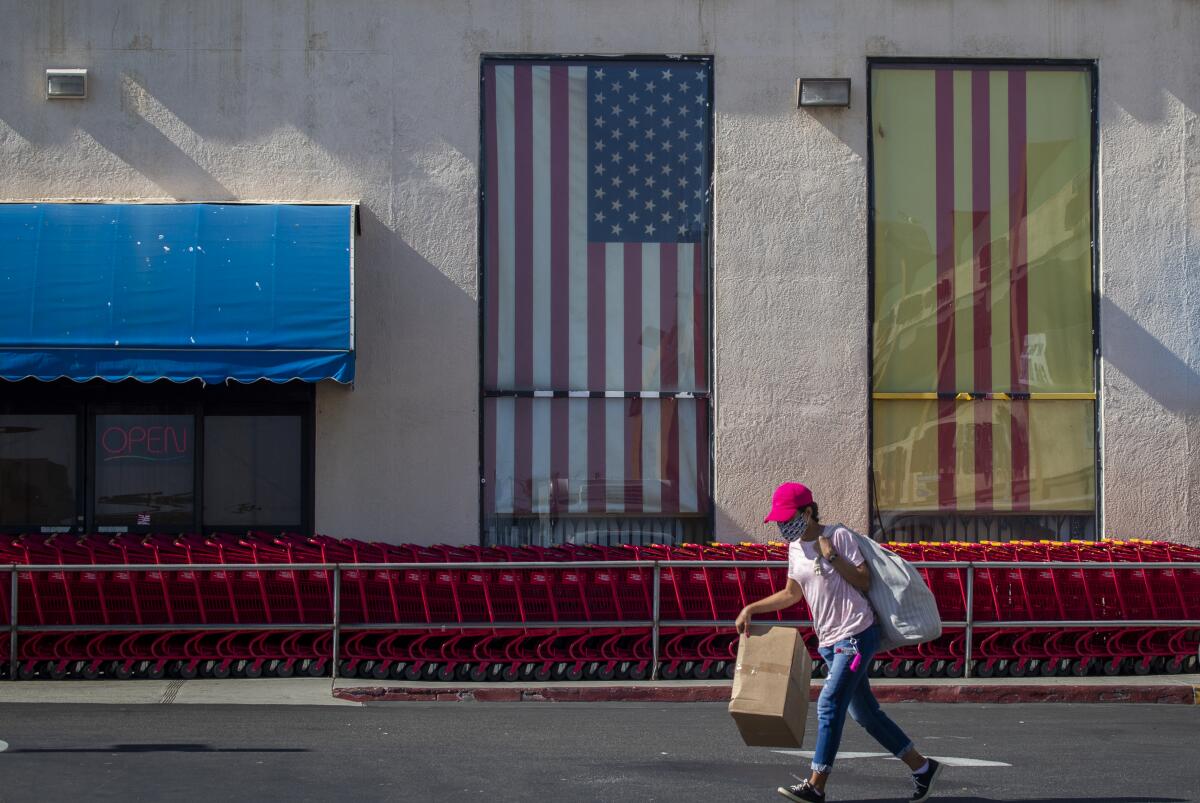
left=734, top=607, right=751, bottom=634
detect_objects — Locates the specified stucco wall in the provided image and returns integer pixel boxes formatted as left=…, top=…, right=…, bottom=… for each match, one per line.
left=0, top=1, right=1195, bottom=545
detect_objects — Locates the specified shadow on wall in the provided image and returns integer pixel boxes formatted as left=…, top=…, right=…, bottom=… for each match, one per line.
left=1101, top=296, right=1200, bottom=416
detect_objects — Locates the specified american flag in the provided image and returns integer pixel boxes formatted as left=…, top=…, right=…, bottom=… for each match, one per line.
left=482, top=60, right=712, bottom=519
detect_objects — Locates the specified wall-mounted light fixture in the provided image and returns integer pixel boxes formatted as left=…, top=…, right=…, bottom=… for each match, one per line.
left=797, top=78, right=850, bottom=108
left=46, top=68, right=88, bottom=99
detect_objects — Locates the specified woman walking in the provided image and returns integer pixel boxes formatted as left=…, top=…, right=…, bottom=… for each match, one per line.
left=735, top=482, right=943, bottom=802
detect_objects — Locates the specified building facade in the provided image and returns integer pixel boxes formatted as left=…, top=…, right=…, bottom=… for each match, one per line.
left=0, top=1, right=1196, bottom=546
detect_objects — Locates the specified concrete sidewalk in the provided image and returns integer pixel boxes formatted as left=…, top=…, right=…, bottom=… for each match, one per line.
left=0, top=674, right=1195, bottom=706
left=333, top=673, right=1200, bottom=705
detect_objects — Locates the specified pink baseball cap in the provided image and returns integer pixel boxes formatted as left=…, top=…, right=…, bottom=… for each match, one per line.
left=763, top=482, right=814, bottom=523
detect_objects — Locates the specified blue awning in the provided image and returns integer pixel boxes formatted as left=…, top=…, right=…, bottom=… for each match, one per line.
left=0, top=203, right=354, bottom=384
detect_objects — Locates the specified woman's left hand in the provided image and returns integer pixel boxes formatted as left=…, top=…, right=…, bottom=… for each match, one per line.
left=817, top=535, right=837, bottom=562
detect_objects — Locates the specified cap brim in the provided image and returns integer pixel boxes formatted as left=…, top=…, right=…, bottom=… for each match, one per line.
left=763, top=507, right=796, bottom=523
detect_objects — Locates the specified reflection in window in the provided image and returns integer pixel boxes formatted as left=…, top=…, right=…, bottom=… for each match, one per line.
left=0, top=415, right=76, bottom=526
left=203, top=416, right=301, bottom=528
left=94, top=414, right=194, bottom=527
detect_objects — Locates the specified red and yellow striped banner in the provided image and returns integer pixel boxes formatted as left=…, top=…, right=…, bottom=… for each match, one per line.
left=872, top=65, right=1094, bottom=514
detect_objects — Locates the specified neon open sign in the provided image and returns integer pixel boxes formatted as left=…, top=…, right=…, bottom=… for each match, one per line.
left=100, top=424, right=191, bottom=462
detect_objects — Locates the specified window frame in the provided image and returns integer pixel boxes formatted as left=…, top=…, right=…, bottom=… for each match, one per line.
left=475, top=53, right=717, bottom=546
left=865, top=57, right=1101, bottom=541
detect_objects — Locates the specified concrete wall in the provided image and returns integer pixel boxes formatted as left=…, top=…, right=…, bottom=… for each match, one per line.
left=0, top=1, right=1195, bottom=545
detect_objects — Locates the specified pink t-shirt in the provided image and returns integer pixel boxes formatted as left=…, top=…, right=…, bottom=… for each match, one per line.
left=787, top=524, right=875, bottom=647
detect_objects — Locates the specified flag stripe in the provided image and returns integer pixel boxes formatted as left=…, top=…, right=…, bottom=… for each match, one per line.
left=660, top=242, right=679, bottom=390
left=935, top=70, right=957, bottom=510
left=568, top=66, right=589, bottom=390
left=642, top=243, right=660, bottom=390
left=624, top=242, right=643, bottom=511
left=1009, top=70, right=1031, bottom=510
left=496, top=66, right=516, bottom=390
left=587, top=397, right=606, bottom=512
left=971, top=70, right=993, bottom=508
left=661, top=397, right=680, bottom=513
left=678, top=396, right=698, bottom=512
left=642, top=399, right=661, bottom=512
left=484, top=65, right=500, bottom=391
left=694, top=400, right=709, bottom=515
left=532, top=66, right=552, bottom=390
left=514, top=64, right=534, bottom=390
left=549, top=66, right=570, bottom=514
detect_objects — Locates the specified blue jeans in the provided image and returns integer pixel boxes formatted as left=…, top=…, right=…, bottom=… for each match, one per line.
left=811, top=623, right=913, bottom=774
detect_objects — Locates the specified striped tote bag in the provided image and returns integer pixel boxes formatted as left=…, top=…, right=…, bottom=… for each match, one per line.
left=850, top=529, right=943, bottom=653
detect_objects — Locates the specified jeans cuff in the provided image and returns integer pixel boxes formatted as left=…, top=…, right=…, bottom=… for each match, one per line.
left=893, top=741, right=914, bottom=760
left=811, top=761, right=832, bottom=774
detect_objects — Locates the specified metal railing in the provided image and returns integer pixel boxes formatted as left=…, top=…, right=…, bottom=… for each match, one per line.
left=4, top=560, right=1199, bottom=682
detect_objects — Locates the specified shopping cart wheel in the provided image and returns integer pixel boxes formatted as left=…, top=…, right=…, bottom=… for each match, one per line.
left=565, top=664, right=584, bottom=682
left=402, top=664, right=422, bottom=682
left=147, top=662, right=167, bottom=681
left=179, top=661, right=199, bottom=680
left=659, top=663, right=679, bottom=681
left=436, top=665, right=457, bottom=682
left=112, top=662, right=134, bottom=681
left=338, top=660, right=357, bottom=678
left=1039, top=658, right=1061, bottom=677
left=882, top=661, right=902, bottom=679
left=469, top=665, right=489, bottom=683
left=310, top=659, right=329, bottom=677
left=371, top=662, right=391, bottom=681
left=47, top=661, right=69, bottom=681
left=18, top=662, right=38, bottom=681
left=486, top=664, right=505, bottom=682
left=243, top=661, right=263, bottom=679
left=212, top=661, right=231, bottom=680
left=1069, top=658, right=1090, bottom=677
left=1164, top=656, right=1185, bottom=674
left=914, top=661, right=934, bottom=679
left=1102, top=658, right=1121, bottom=677
left=899, top=660, right=917, bottom=678
left=583, top=663, right=600, bottom=681
left=502, top=665, right=520, bottom=682
left=1008, top=661, right=1027, bottom=678
left=629, top=663, right=650, bottom=681
left=596, top=664, right=616, bottom=681
left=722, top=662, right=735, bottom=680
left=1132, top=658, right=1152, bottom=676
left=454, top=664, right=472, bottom=681
left=532, top=664, right=552, bottom=682
left=943, top=660, right=964, bottom=678
left=692, top=663, right=711, bottom=680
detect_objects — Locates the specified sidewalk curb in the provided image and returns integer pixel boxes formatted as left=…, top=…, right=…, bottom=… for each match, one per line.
left=333, top=682, right=1199, bottom=705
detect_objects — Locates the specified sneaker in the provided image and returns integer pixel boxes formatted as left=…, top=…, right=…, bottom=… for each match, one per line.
left=909, top=758, right=943, bottom=802
left=777, top=780, right=825, bottom=802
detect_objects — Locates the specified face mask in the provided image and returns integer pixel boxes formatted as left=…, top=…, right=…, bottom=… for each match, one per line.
left=777, top=517, right=806, bottom=542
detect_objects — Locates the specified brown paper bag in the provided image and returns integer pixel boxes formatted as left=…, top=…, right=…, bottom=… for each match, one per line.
left=728, top=624, right=812, bottom=747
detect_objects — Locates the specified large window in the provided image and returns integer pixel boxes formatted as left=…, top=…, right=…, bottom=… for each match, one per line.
left=480, top=57, right=714, bottom=546
left=0, top=381, right=312, bottom=534
left=869, top=62, right=1097, bottom=541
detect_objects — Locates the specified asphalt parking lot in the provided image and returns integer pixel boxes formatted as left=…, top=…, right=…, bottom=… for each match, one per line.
left=0, top=701, right=1196, bottom=801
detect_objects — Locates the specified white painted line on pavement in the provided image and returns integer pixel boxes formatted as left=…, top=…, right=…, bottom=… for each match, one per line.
left=773, top=750, right=1011, bottom=768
